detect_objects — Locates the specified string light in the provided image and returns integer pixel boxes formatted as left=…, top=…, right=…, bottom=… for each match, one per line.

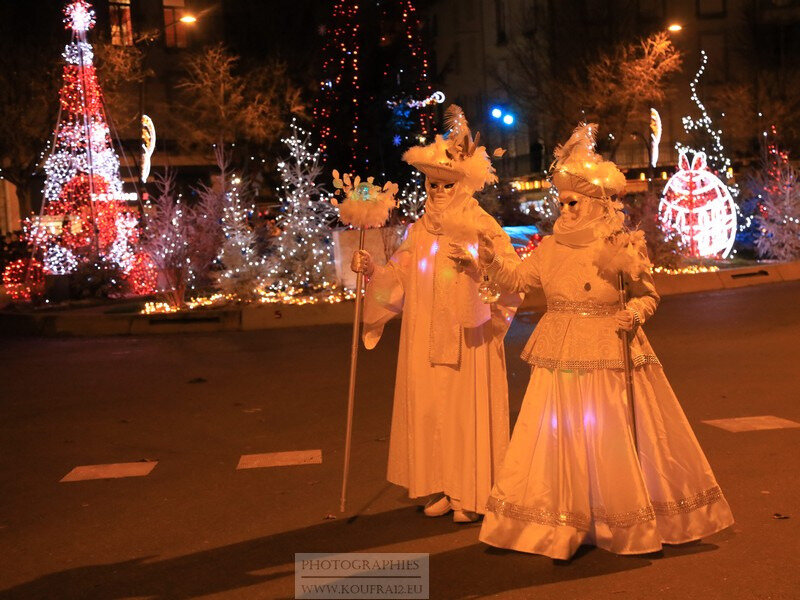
left=652, top=265, right=720, bottom=275
left=675, top=51, right=733, bottom=177
left=314, top=0, right=435, bottom=170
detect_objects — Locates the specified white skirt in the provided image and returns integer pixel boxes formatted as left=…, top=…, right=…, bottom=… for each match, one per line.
left=479, top=364, right=734, bottom=559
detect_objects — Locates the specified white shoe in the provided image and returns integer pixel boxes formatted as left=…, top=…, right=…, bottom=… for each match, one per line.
left=423, top=494, right=452, bottom=517
left=452, top=509, right=481, bottom=523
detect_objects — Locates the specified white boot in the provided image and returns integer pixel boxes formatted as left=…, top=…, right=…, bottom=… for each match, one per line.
left=423, top=494, right=452, bottom=517
left=452, top=509, right=481, bottom=523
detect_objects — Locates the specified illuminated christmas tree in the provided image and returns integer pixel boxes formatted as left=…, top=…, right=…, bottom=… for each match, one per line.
left=213, top=175, right=269, bottom=300
left=314, top=0, right=438, bottom=176
left=269, top=120, right=336, bottom=292
left=31, top=1, right=137, bottom=282
left=749, top=130, right=800, bottom=261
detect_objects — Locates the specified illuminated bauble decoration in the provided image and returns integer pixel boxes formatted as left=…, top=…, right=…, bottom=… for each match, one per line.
left=125, top=252, right=159, bottom=295
left=2, top=258, right=45, bottom=302
left=659, top=151, right=737, bottom=258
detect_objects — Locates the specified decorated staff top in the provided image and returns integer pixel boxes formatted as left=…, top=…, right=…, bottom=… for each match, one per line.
left=331, top=171, right=399, bottom=229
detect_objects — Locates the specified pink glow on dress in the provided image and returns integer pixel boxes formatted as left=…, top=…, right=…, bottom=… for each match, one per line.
left=419, top=258, right=428, bottom=272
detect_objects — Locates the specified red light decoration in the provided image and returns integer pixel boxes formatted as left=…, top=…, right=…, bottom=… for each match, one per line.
left=125, top=252, right=159, bottom=295
left=2, top=259, right=45, bottom=302
left=314, top=0, right=435, bottom=172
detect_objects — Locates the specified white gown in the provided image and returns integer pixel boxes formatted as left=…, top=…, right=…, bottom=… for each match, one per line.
left=362, top=197, right=521, bottom=513
left=478, top=235, right=734, bottom=558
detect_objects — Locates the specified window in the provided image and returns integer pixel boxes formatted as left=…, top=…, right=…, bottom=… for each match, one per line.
left=109, top=0, right=133, bottom=46
left=163, top=0, right=188, bottom=48
left=696, top=0, right=726, bottom=18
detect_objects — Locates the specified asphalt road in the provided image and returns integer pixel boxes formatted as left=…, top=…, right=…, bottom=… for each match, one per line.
left=1, top=281, right=799, bottom=600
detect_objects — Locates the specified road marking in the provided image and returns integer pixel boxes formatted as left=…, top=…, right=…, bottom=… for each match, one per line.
left=702, top=415, right=800, bottom=432
left=60, top=461, right=158, bottom=482
left=237, top=450, right=322, bottom=470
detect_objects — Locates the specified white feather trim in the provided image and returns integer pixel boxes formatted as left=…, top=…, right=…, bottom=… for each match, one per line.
left=552, top=123, right=626, bottom=197
left=332, top=172, right=398, bottom=229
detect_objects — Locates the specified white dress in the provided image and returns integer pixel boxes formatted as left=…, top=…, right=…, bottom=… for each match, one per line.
left=478, top=235, right=734, bottom=558
left=362, top=197, right=521, bottom=513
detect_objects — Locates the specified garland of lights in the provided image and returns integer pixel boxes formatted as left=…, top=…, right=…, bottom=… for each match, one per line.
left=675, top=51, right=733, bottom=177
left=387, top=91, right=445, bottom=110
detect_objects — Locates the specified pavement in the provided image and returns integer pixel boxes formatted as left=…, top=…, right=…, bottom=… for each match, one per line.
left=0, top=281, right=799, bottom=599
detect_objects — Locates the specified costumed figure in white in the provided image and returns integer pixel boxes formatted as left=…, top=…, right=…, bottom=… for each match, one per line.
left=351, top=106, right=522, bottom=522
left=477, top=124, right=734, bottom=558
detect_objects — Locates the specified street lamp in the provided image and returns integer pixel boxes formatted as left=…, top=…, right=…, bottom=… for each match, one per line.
left=179, top=14, right=197, bottom=24
left=667, top=23, right=682, bottom=33
left=490, top=106, right=515, bottom=126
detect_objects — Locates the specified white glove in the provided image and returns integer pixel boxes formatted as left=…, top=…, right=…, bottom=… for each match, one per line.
left=350, top=249, right=374, bottom=276
left=448, top=243, right=479, bottom=273
left=615, top=310, right=635, bottom=332
left=477, top=231, right=496, bottom=267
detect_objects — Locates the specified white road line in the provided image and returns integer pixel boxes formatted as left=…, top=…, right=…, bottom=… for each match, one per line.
left=60, top=461, right=158, bottom=482
left=237, top=450, right=322, bottom=470
left=702, top=415, right=800, bottom=432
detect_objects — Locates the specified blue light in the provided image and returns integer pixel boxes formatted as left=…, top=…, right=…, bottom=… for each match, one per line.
left=491, top=107, right=502, bottom=119
left=502, top=114, right=514, bottom=125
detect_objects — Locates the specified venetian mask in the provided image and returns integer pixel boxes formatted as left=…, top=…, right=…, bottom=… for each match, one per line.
left=557, top=190, right=596, bottom=225
left=425, top=178, right=458, bottom=207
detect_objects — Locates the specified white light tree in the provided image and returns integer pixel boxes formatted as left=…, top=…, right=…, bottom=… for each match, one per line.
left=140, top=167, right=223, bottom=307
left=139, top=172, right=193, bottom=307
left=268, top=120, right=337, bottom=292
left=750, top=135, right=800, bottom=261
left=212, top=173, right=269, bottom=300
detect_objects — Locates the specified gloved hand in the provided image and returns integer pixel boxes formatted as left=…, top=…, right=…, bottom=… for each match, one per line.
left=615, top=309, right=635, bottom=332
left=448, top=243, right=479, bottom=274
left=477, top=231, right=496, bottom=268
left=350, top=249, right=374, bottom=276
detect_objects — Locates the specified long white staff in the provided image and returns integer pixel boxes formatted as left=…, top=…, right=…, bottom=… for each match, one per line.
left=617, top=271, right=638, bottom=452
left=340, top=226, right=366, bottom=513
left=331, top=172, right=398, bottom=513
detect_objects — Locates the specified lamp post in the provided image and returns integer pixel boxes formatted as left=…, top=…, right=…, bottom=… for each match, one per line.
left=490, top=105, right=515, bottom=178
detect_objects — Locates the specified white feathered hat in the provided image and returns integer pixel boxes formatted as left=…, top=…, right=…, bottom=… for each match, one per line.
left=550, top=123, right=626, bottom=198
left=402, top=105, right=499, bottom=191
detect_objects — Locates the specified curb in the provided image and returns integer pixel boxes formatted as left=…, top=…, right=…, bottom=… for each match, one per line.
left=2, top=261, right=799, bottom=337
